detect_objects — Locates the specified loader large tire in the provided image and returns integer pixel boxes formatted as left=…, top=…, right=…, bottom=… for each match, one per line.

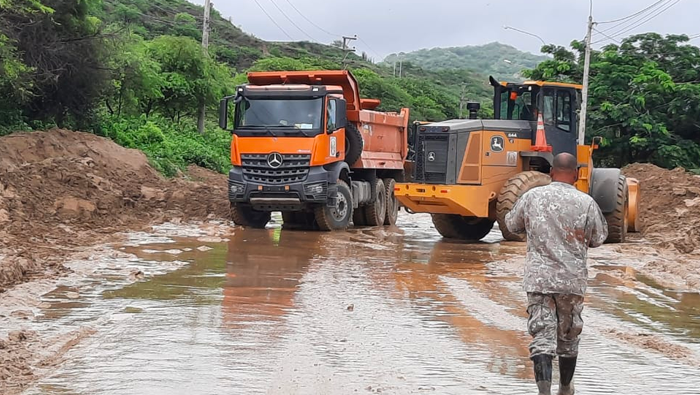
left=345, top=123, right=363, bottom=165
left=431, top=214, right=494, bottom=241
left=383, top=178, right=399, bottom=226
left=364, top=179, right=387, bottom=226
left=605, top=175, right=629, bottom=244
left=230, top=204, right=270, bottom=229
left=315, top=180, right=353, bottom=231
left=496, top=171, right=552, bottom=242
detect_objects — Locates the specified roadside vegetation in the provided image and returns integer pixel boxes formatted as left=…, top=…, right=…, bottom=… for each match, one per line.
left=1, top=0, right=698, bottom=173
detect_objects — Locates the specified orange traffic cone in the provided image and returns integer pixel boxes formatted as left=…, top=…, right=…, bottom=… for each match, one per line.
left=532, top=113, right=552, bottom=152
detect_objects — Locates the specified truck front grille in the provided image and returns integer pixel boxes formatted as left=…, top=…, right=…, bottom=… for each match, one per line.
left=241, top=154, right=311, bottom=184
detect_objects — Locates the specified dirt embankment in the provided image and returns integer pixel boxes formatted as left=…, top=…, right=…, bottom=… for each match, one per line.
left=623, top=163, right=700, bottom=290
left=0, top=129, right=230, bottom=290
left=623, top=164, right=700, bottom=253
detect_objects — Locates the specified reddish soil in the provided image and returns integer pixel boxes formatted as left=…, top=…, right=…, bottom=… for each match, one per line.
left=623, top=164, right=700, bottom=254
left=0, top=129, right=230, bottom=290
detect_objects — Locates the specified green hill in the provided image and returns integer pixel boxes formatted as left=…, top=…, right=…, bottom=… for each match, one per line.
left=384, top=42, right=548, bottom=80
left=0, top=0, right=499, bottom=175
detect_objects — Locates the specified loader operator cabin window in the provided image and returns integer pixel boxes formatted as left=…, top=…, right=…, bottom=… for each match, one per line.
left=543, top=90, right=555, bottom=126
left=239, top=98, right=323, bottom=131
left=499, top=91, right=533, bottom=120
left=556, top=91, right=572, bottom=132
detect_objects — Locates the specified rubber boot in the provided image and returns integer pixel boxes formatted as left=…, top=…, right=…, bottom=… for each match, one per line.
left=557, top=357, right=577, bottom=395
left=532, top=354, right=553, bottom=395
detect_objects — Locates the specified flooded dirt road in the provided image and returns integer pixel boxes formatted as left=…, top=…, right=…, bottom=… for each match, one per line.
left=10, top=214, right=700, bottom=394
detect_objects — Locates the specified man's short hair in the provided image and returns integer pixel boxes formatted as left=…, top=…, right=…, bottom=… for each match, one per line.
left=553, top=153, right=578, bottom=172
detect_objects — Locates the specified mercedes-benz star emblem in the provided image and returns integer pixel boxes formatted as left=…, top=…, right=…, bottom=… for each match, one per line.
left=267, top=152, right=283, bottom=169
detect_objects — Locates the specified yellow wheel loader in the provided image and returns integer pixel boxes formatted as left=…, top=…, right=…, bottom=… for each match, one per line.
left=396, top=77, right=640, bottom=243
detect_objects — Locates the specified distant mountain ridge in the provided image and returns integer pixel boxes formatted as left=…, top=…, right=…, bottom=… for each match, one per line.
left=384, top=42, right=548, bottom=80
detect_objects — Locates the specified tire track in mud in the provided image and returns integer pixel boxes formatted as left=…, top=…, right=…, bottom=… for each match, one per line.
left=265, top=253, right=534, bottom=394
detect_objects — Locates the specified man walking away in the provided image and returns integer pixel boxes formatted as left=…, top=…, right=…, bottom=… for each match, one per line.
left=505, top=153, right=608, bottom=395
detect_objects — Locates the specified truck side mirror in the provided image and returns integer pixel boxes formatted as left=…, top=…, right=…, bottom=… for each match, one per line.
left=219, top=98, right=229, bottom=130
left=335, top=99, right=347, bottom=131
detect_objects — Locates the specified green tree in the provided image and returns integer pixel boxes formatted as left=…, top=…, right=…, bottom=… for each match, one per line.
left=147, top=35, right=234, bottom=123
left=524, top=33, right=700, bottom=170
left=104, top=34, right=165, bottom=117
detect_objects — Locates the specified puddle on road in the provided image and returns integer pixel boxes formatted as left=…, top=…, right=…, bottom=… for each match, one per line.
left=24, top=214, right=700, bottom=395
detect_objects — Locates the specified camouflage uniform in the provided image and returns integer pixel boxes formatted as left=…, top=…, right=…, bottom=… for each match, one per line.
left=505, top=182, right=608, bottom=358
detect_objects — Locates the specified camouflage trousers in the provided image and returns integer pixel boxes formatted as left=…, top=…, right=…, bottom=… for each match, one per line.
left=526, top=293, right=584, bottom=359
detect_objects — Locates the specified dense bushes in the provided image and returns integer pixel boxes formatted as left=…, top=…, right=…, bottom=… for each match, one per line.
left=101, top=116, right=230, bottom=176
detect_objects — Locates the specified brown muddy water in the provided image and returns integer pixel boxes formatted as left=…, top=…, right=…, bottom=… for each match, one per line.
left=20, top=214, right=700, bottom=394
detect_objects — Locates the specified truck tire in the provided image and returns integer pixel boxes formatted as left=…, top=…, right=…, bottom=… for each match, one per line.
left=230, top=203, right=270, bottom=229
left=383, top=178, right=399, bottom=226
left=282, top=211, right=318, bottom=231
left=345, top=123, right=363, bottom=165
left=364, top=179, right=387, bottom=226
left=315, top=180, right=353, bottom=231
left=432, top=214, right=494, bottom=241
left=605, top=175, right=629, bottom=244
left=496, top=171, right=551, bottom=242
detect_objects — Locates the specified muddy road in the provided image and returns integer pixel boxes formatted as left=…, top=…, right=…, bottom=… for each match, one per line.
left=2, top=214, right=700, bottom=394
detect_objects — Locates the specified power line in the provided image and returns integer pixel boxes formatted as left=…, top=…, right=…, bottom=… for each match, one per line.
left=283, top=0, right=341, bottom=38
left=251, top=0, right=294, bottom=40
left=592, top=27, right=622, bottom=44
left=357, top=36, right=381, bottom=60
left=597, top=0, right=667, bottom=25
left=267, top=0, right=318, bottom=42
left=593, top=0, right=681, bottom=44
left=599, top=0, right=671, bottom=34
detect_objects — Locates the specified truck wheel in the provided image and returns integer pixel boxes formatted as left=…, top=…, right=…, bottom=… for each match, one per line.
left=345, top=123, right=363, bottom=165
left=605, top=175, right=629, bottom=244
left=353, top=206, right=368, bottom=227
left=230, top=203, right=270, bottom=229
left=315, top=180, right=353, bottom=231
left=383, top=178, right=399, bottom=226
left=364, top=179, right=387, bottom=226
left=496, top=171, right=551, bottom=242
left=432, top=214, right=494, bottom=241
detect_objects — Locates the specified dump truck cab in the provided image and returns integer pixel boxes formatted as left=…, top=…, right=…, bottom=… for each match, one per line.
left=220, top=70, right=410, bottom=231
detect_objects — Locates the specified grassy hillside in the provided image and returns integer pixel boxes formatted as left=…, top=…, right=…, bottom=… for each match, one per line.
left=0, top=0, right=500, bottom=176
left=384, top=42, right=548, bottom=80
left=98, top=0, right=497, bottom=119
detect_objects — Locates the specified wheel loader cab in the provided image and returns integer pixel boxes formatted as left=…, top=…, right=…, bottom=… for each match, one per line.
left=490, top=76, right=580, bottom=156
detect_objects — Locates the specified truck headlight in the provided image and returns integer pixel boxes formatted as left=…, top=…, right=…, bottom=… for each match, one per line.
left=230, top=183, right=245, bottom=195
left=304, top=182, right=325, bottom=195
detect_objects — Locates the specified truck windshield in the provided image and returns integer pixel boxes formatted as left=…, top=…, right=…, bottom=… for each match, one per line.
left=237, top=98, right=323, bottom=131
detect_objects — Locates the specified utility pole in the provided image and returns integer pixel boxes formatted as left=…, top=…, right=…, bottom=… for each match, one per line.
left=398, top=59, right=403, bottom=78
left=341, top=35, right=357, bottom=69
left=578, top=2, right=594, bottom=145
left=198, top=0, right=212, bottom=134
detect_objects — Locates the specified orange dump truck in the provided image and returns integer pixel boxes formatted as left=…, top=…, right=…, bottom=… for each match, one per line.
left=219, top=70, right=410, bottom=231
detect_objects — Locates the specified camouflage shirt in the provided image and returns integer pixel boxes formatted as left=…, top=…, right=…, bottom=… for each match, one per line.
left=505, top=182, right=608, bottom=296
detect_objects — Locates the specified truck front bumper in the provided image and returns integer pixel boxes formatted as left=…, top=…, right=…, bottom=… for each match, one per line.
left=228, top=166, right=336, bottom=211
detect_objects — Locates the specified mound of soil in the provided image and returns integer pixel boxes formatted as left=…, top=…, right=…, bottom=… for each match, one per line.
left=0, top=129, right=230, bottom=289
left=623, top=163, right=700, bottom=254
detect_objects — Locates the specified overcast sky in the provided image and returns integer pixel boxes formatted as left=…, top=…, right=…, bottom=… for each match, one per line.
left=189, top=0, right=698, bottom=60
